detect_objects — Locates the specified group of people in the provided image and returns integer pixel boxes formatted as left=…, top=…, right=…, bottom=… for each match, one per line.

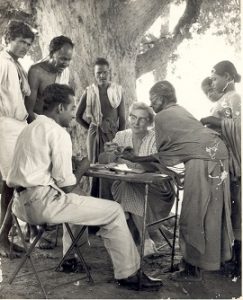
left=0, top=19, right=241, bottom=291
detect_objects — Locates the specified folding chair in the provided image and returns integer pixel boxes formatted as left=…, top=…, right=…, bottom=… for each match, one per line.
left=146, top=174, right=184, bottom=272
left=9, top=213, right=93, bottom=299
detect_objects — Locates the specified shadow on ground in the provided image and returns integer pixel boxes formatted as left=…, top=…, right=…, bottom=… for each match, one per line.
left=0, top=228, right=241, bottom=299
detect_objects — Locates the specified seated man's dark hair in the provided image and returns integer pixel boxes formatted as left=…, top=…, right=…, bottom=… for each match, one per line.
left=42, top=84, right=75, bottom=111
left=4, top=20, right=35, bottom=44
left=49, top=35, right=74, bottom=56
left=94, top=57, right=109, bottom=67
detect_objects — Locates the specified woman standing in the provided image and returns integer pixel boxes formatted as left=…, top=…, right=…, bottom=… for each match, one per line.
left=201, top=61, right=241, bottom=277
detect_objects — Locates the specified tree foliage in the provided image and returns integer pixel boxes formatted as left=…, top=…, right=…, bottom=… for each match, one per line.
left=137, top=0, right=240, bottom=79
left=0, top=0, right=240, bottom=156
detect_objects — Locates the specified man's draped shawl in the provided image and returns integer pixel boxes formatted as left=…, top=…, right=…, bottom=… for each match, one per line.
left=85, top=82, right=123, bottom=163
left=86, top=82, right=122, bottom=126
left=153, top=104, right=228, bottom=165
left=152, top=104, right=233, bottom=255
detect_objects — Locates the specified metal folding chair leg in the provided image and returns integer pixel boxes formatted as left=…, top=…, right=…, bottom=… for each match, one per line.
left=145, top=178, right=181, bottom=272
left=170, top=187, right=180, bottom=272
left=54, top=224, right=60, bottom=247
left=158, top=227, right=173, bottom=248
left=56, top=223, right=94, bottom=283
left=9, top=215, right=48, bottom=299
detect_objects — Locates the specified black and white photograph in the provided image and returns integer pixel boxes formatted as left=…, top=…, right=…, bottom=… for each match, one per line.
left=0, top=0, right=241, bottom=299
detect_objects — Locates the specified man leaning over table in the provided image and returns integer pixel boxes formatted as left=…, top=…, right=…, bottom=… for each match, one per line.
left=6, top=83, right=162, bottom=290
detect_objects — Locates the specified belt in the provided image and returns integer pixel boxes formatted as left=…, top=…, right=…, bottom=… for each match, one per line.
left=16, top=186, right=27, bottom=193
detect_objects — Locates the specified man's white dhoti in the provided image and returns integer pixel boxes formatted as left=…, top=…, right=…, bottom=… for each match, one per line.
left=0, top=117, right=26, bottom=179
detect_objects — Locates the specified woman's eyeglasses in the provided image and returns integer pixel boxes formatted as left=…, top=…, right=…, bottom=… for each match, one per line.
left=129, top=114, right=149, bottom=125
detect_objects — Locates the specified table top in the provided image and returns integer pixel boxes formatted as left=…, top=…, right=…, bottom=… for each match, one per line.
left=85, top=165, right=170, bottom=184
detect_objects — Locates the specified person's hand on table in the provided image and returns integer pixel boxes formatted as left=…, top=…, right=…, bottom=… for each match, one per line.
left=104, top=142, right=119, bottom=153
left=120, top=147, right=137, bottom=162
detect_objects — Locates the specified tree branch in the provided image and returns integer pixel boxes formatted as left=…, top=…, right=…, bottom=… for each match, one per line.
left=173, top=0, right=203, bottom=36
left=118, top=0, right=170, bottom=44
left=136, top=36, right=175, bottom=78
left=136, top=0, right=204, bottom=78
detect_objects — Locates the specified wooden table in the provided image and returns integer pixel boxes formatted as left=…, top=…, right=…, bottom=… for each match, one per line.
left=85, top=166, right=181, bottom=289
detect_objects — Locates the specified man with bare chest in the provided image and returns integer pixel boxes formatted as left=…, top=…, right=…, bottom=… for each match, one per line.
left=76, top=57, right=126, bottom=164
left=24, top=36, right=74, bottom=248
left=25, top=36, right=74, bottom=122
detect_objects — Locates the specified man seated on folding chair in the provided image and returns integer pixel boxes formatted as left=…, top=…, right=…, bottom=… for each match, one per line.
left=6, top=83, right=162, bottom=290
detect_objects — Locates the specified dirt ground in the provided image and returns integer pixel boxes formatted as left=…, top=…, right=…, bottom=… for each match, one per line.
left=0, top=226, right=241, bottom=300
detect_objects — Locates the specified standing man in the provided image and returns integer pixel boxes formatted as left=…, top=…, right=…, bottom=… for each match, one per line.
left=76, top=57, right=126, bottom=195
left=76, top=57, right=126, bottom=164
left=25, top=35, right=74, bottom=123
left=0, top=20, right=35, bottom=257
left=24, top=35, right=74, bottom=248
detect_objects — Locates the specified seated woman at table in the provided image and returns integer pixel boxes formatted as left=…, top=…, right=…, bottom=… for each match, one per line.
left=100, top=102, right=175, bottom=256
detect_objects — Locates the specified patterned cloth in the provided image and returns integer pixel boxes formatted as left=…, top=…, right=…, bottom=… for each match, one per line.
left=154, top=104, right=233, bottom=270
left=211, top=90, right=241, bottom=240
left=112, top=128, right=157, bottom=156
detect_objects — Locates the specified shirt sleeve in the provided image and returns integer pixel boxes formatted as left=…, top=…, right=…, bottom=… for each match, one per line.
left=0, top=58, right=25, bottom=119
left=49, top=129, right=77, bottom=188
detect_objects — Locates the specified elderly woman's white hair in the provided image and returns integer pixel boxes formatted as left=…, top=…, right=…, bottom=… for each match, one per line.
left=129, top=101, right=155, bottom=125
